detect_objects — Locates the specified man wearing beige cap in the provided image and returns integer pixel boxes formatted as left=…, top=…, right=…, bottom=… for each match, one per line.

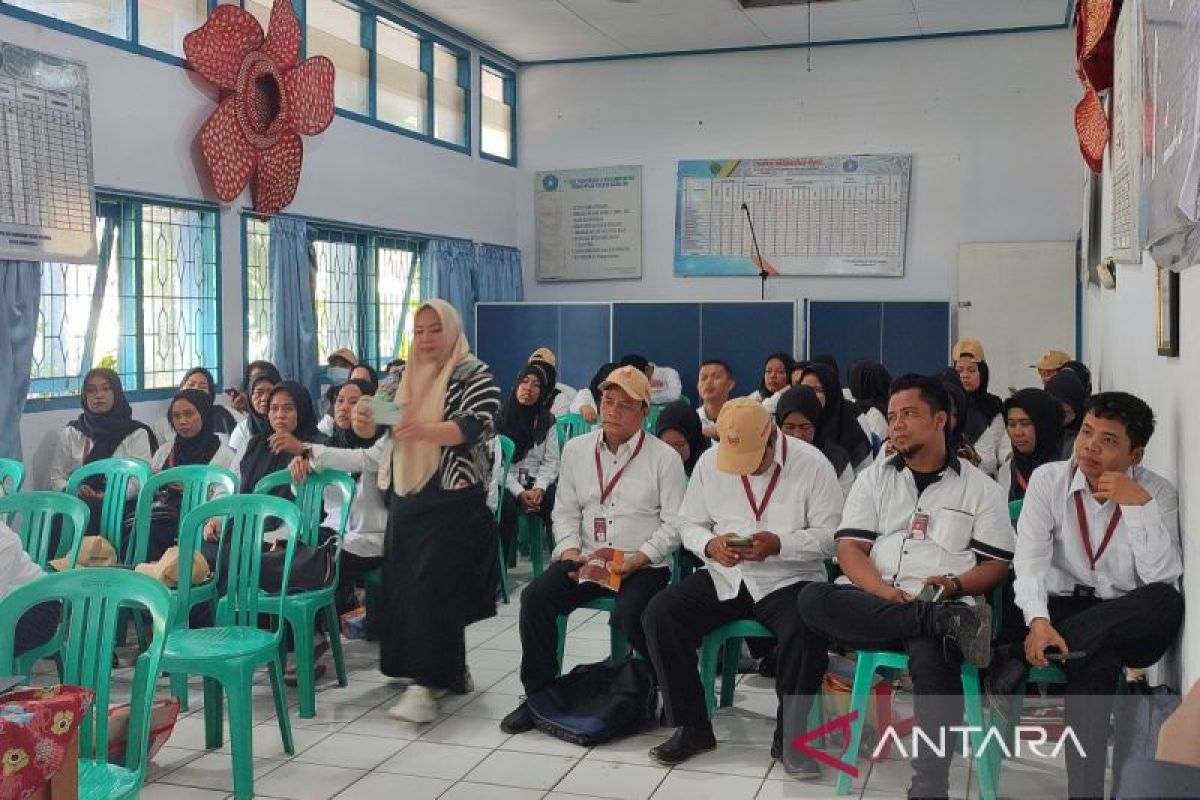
left=641, top=398, right=843, bottom=776
left=1031, top=349, right=1071, bottom=385
left=501, top=365, right=686, bottom=734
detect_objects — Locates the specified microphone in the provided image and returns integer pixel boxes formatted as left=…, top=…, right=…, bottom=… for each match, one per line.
left=741, top=201, right=769, bottom=300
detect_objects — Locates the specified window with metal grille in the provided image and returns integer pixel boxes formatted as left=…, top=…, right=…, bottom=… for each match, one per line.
left=313, top=227, right=363, bottom=363
left=244, top=216, right=272, bottom=365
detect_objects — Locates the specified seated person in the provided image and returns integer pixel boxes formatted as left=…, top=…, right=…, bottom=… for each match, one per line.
left=1032, top=349, right=1070, bottom=385
left=145, top=389, right=237, bottom=561
left=654, top=403, right=709, bottom=477
left=775, top=385, right=855, bottom=496
left=49, top=368, right=157, bottom=529
left=643, top=399, right=841, bottom=775
left=228, top=364, right=281, bottom=454
left=996, top=388, right=1064, bottom=501
left=797, top=374, right=1012, bottom=800
left=327, top=347, right=357, bottom=377
left=1046, top=369, right=1087, bottom=460
left=496, top=364, right=561, bottom=564
left=569, top=362, right=618, bottom=424
left=847, top=359, right=891, bottom=452
left=349, top=363, right=378, bottom=391
left=750, top=353, right=793, bottom=413
left=991, top=391, right=1183, bottom=800
left=500, top=366, right=685, bottom=734
left=797, top=363, right=873, bottom=471
left=951, top=339, right=1005, bottom=476
left=695, top=359, right=735, bottom=439
left=154, top=367, right=242, bottom=445
left=384, top=358, right=405, bottom=379
left=1, top=519, right=59, bottom=658
left=621, top=353, right=682, bottom=406
left=528, top=347, right=576, bottom=418
left=226, top=359, right=277, bottom=417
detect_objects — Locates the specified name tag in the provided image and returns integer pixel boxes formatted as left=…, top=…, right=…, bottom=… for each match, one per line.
left=593, top=517, right=609, bottom=543
left=908, top=512, right=930, bottom=541
left=517, top=468, right=530, bottom=487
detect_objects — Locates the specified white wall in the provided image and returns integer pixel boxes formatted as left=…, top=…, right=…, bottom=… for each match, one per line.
left=517, top=29, right=1082, bottom=324
left=6, top=11, right=521, bottom=483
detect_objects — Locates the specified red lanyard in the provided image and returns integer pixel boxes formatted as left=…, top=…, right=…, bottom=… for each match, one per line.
left=595, top=431, right=646, bottom=505
left=1014, top=466, right=1028, bottom=492
left=740, top=436, right=787, bottom=523
left=1073, top=490, right=1122, bottom=570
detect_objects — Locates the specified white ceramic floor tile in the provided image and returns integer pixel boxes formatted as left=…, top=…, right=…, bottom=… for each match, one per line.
left=712, top=712, right=778, bottom=746
left=419, top=713, right=513, bottom=749
left=464, top=667, right=513, bottom=693
left=165, top=715, right=222, bottom=751
left=339, top=708, right=439, bottom=740
left=651, top=769, right=763, bottom=800
left=375, top=740, right=492, bottom=780
left=254, top=761, right=368, bottom=800
left=672, top=743, right=774, bottom=778
left=556, top=759, right=670, bottom=800
left=456, top=691, right=524, bottom=720
left=467, top=647, right=523, bottom=670
left=319, top=681, right=403, bottom=708
left=486, top=670, right=526, bottom=695
left=438, top=782, right=545, bottom=800
left=478, top=627, right=523, bottom=652
left=333, top=772, right=452, bottom=800
left=158, top=751, right=284, bottom=793
left=216, top=722, right=329, bottom=760
left=146, top=745, right=205, bottom=781
left=754, top=779, right=896, bottom=799
left=139, top=784, right=231, bottom=800
left=584, top=733, right=665, bottom=767
left=465, top=748, right=580, bottom=790
left=499, top=730, right=594, bottom=757
left=293, top=731, right=409, bottom=770
left=289, top=701, right=370, bottom=732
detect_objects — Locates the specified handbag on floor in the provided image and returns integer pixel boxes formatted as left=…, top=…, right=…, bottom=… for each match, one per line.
left=525, top=659, right=657, bottom=747
left=259, top=536, right=339, bottom=594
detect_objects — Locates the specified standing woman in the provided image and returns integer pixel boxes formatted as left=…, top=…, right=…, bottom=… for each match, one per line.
left=49, top=368, right=157, bottom=524
left=379, top=300, right=502, bottom=723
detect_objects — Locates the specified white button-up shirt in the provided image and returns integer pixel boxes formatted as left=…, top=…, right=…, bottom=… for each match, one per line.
left=1, top=520, right=44, bottom=598
left=648, top=365, right=682, bottom=405
left=551, top=429, right=686, bottom=566
left=506, top=427, right=561, bottom=497
left=836, top=454, right=1015, bottom=596
left=679, top=434, right=842, bottom=601
left=1013, top=459, right=1181, bottom=624
left=307, top=439, right=392, bottom=558
left=48, top=427, right=155, bottom=493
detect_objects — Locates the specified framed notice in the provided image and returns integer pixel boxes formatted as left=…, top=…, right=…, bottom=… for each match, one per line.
left=0, top=41, right=96, bottom=263
left=535, top=165, right=642, bottom=282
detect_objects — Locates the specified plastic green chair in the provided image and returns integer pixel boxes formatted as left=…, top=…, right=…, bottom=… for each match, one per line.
left=555, top=596, right=627, bottom=676
left=0, top=457, right=25, bottom=494
left=555, top=413, right=594, bottom=445
left=159, top=495, right=300, bottom=800
left=1008, top=498, right=1023, bottom=525
left=254, top=467, right=355, bottom=719
left=65, top=457, right=150, bottom=561
left=495, top=435, right=516, bottom=603
left=700, top=618, right=773, bottom=718
left=643, top=404, right=664, bottom=432
left=0, top=569, right=172, bottom=800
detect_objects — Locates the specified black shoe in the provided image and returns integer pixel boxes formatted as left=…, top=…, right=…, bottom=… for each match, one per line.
left=648, top=726, right=717, bottom=766
left=500, top=701, right=535, bottom=734
left=782, top=749, right=822, bottom=780
left=770, top=732, right=782, bottom=761
left=936, top=603, right=992, bottom=668
left=984, top=650, right=1028, bottom=722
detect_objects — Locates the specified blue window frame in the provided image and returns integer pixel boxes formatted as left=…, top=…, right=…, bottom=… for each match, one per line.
left=30, top=192, right=221, bottom=404
left=480, top=59, right=516, bottom=165
left=0, top=0, right=214, bottom=62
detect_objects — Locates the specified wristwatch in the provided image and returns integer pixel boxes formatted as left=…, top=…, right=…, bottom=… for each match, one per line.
left=300, top=445, right=313, bottom=461
left=946, top=574, right=963, bottom=598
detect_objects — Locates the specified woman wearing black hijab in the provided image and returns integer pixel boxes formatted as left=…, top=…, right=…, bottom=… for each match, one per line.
left=231, top=381, right=325, bottom=496
left=797, top=363, right=872, bottom=469
left=654, top=402, right=710, bottom=477
left=571, top=362, right=617, bottom=424
left=951, top=340, right=1005, bottom=476
left=997, top=388, right=1064, bottom=501
left=154, top=367, right=242, bottom=446
left=1045, top=370, right=1087, bottom=459
left=228, top=364, right=282, bottom=454
left=496, top=364, right=560, bottom=565
left=847, top=359, right=892, bottom=451
left=775, top=385, right=855, bottom=495
left=49, top=369, right=158, bottom=524
left=936, top=368, right=973, bottom=461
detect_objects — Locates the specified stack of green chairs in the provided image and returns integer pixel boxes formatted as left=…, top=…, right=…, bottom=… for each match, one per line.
left=0, top=457, right=25, bottom=494
left=0, top=569, right=172, bottom=800
left=159, top=495, right=300, bottom=800
left=65, top=457, right=150, bottom=560
left=254, top=468, right=356, bottom=719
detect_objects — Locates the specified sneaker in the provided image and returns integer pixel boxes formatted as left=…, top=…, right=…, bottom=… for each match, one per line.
left=937, top=603, right=993, bottom=668
left=984, top=647, right=1029, bottom=723
left=388, top=685, right=438, bottom=724
left=648, top=726, right=717, bottom=766
left=500, top=701, right=535, bottom=734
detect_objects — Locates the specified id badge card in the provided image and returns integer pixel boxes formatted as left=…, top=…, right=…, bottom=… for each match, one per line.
left=593, top=517, right=609, bottom=543
left=517, top=468, right=530, bottom=487
left=908, top=512, right=930, bottom=541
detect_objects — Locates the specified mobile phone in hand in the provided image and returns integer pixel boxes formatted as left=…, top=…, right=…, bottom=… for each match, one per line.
left=726, top=535, right=754, bottom=550
left=1045, top=649, right=1086, bottom=662
left=916, top=583, right=945, bottom=602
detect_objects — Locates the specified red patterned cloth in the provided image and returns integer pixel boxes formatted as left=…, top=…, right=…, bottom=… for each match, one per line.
left=0, top=685, right=94, bottom=800
left=1072, top=0, right=1119, bottom=172
left=183, top=0, right=335, bottom=214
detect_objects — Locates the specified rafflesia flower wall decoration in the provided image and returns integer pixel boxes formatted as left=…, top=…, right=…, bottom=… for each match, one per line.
left=183, top=0, right=335, bottom=214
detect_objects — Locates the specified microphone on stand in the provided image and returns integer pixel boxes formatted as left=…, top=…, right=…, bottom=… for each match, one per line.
left=742, top=201, right=768, bottom=301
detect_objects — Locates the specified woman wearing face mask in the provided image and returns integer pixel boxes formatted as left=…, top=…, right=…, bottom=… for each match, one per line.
left=950, top=339, right=1005, bottom=476
left=653, top=402, right=709, bottom=478
left=750, top=352, right=793, bottom=413
left=496, top=364, right=560, bottom=566
left=144, top=389, right=236, bottom=561
left=49, top=368, right=158, bottom=528
left=996, top=388, right=1065, bottom=501
left=227, top=363, right=282, bottom=454
left=1045, top=369, right=1087, bottom=460
left=796, top=363, right=873, bottom=471
left=774, top=385, right=855, bottom=496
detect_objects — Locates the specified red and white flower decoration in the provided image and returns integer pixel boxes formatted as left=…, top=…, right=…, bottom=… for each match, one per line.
left=183, top=0, right=335, bottom=214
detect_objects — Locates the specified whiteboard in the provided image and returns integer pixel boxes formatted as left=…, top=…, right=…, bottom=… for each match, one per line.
left=674, top=154, right=910, bottom=277
left=534, top=165, right=642, bottom=282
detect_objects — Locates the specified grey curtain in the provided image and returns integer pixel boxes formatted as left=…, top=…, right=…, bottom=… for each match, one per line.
left=475, top=244, right=523, bottom=303
left=429, top=238, right=479, bottom=347
left=268, top=216, right=320, bottom=405
left=0, top=261, right=41, bottom=460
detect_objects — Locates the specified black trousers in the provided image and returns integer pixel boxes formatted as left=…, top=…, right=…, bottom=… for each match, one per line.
left=336, top=551, right=384, bottom=616
left=644, top=571, right=829, bottom=741
left=15, top=601, right=60, bottom=658
left=1047, top=582, right=1184, bottom=800
left=798, top=583, right=962, bottom=797
left=499, top=485, right=556, bottom=567
left=518, top=560, right=669, bottom=695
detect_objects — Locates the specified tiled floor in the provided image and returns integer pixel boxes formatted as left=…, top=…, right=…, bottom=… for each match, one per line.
left=114, top=567, right=1075, bottom=800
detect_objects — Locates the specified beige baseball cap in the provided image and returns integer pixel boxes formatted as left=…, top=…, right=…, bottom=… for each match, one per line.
left=1031, top=349, right=1071, bottom=370
left=329, top=347, right=358, bottom=366
left=952, top=338, right=986, bottom=362
left=528, top=347, right=557, bottom=367
left=715, top=398, right=774, bottom=476
left=598, top=365, right=651, bottom=404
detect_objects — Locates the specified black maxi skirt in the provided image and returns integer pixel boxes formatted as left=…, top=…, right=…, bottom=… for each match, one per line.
left=380, top=484, right=499, bottom=689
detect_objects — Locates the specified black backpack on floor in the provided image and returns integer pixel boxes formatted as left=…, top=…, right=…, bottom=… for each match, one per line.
left=525, top=659, right=657, bottom=747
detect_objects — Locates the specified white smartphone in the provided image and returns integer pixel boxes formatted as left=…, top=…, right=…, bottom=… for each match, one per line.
left=366, top=395, right=403, bottom=425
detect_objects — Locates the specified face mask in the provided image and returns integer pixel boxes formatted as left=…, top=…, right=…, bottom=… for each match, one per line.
left=326, top=366, right=350, bottom=384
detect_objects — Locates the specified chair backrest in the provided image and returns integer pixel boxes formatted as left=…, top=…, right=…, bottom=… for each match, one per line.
left=0, top=569, right=171, bottom=781
left=65, top=457, right=150, bottom=552
left=495, top=435, right=515, bottom=523
left=555, top=414, right=593, bottom=445
left=643, top=404, right=664, bottom=433
left=1008, top=499, right=1023, bottom=526
left=128, top=465, right=238, bottom=564
left=0, top=491, right=89, bottom=569
left=177, top=494, right=300, bottom=630
left=253, top=468, right=356, bottom=546
left=0, top=458, right=25, bottom=494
